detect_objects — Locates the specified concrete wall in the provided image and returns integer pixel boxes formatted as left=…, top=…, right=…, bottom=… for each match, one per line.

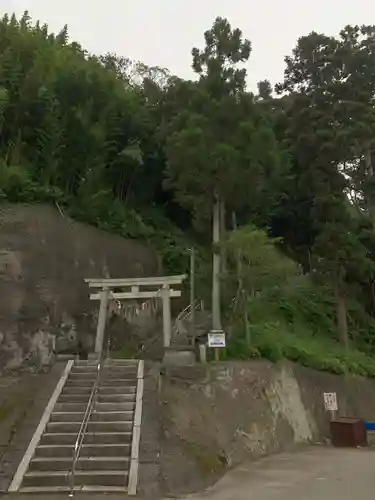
left=159, top=360, right=375, bottom=497
left=0, top=204, right=161, bottom=371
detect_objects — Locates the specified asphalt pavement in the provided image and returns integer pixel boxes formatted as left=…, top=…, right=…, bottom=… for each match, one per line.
left=185, top=446, right=375, bottom=500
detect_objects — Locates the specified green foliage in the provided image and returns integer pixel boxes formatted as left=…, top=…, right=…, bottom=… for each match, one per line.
left=224, top=225, right=300, bottom=297
left=0, top=161, right=65, bottom=203
left=191, top=16, right=251, bottom=96
left=223, top=276, right=375, bottom=376
left=3, top=12, right=375, bottom=376
left=255, top=327, right=375, bottom=378
left=68, top=192, right=197, bottom=274
left=0, top=11, right=194, bottom=273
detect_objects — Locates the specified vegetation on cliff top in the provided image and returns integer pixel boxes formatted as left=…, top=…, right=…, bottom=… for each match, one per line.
left=2, top=12, right=375, bottom=374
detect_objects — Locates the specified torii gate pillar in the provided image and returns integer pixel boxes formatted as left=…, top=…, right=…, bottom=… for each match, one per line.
left=94, top=287, right=110, bottom=354
left=161, top=283, right=172, bottom=348
left=85, top=275, right=186, bottom=357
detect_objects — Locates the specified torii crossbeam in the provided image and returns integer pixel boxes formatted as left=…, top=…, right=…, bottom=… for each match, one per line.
left=85, top=275, right=187, bottom=356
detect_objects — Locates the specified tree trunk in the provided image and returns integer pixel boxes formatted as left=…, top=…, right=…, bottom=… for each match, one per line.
left=232, top=211, right=242, bottom=305
left=232, top=211, right=250, bottom=344
left=212, top=192, right=222, bottom=331
left=334, top=283, right=349, bottom=349
left=220, top=199, right=227, bottom=277
left=190, top=248, right=196, bottom=348
left=364, top=144, right=375, bottom=226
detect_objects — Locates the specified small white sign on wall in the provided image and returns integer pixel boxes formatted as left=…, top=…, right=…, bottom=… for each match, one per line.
left=323, top=392, right=338, bottom=412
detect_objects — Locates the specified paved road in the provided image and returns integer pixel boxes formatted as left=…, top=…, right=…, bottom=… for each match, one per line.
left=185, top=446, right=375, bottom=500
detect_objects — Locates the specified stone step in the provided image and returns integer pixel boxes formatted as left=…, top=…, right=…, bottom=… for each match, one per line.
left=54, top=401, right=135, bottom=412
left=74, top=360, right=100, bottom=366
left=90, top=410, right=134, bottom=422
left=102, top=367, right=138, bottom=374
left=54, top=402, right=89, bottom=412
left=29, top=456, right=130, bottom=472
left=70, top=366, right=138, bottom=374
left=50, top=411, right=134, bottom=422
left=62, top=385, right=136, bottom=395
left=99, top=379, right=137, bottom=386
left=69, top=370, right=99, bottom=375
left=46, top=421, right=133, bottom=433
left=19, top=485, right=127, bottom=493
left=96, top=401, right=135, bottom=412
left=61, top=387, right=96, bottom=395
left=65, top=378, right=136, bottom=387
left=98, top=386, right=137, bottom=395
left=74, top=359, right=137, bottom=366
left=83, top=432, right=133, bottom=444
left=103, top=359, right=138, bottom=365
left=40, top=432, right=132, bottom=445
left=97, top=393, right=136, bottom=403
left=58, top=394, right=90, bottom=403
left=69, top=366, right=138, bottom=380
left=50, top=412, right=86, bottom=422
left=58, top=393, right=135, bottom=404
left=35, top=443, right=131, bottom=458
left=66, top=377, right=97, bottom=383
left=91, top=411, right=134, bottom=422
left=22, top=470, right=129, bottom=488
left=65, top=379, right=96, bottom=387
left=69, top=371, right=98, bottom=378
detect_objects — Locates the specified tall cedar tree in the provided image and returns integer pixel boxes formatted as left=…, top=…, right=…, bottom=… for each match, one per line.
left=164, top=17, right=285, bottom=330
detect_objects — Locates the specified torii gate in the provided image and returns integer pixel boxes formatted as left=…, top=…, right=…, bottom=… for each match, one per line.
left=85, top=275, right=187, bottom=356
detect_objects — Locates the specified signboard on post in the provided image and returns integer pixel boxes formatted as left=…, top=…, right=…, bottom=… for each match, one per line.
left=208, top=331, right=226, bottom=348
left=323, top=392, right=338, bottom=412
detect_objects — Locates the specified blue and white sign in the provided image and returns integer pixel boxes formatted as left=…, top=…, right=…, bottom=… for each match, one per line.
left=208, top=330, right=226, bottom=348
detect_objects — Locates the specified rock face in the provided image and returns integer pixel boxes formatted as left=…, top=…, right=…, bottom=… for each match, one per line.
left=0, top=204, right=161, bottom=372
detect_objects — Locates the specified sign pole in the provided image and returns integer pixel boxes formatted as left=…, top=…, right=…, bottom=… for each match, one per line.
left=208, top=330, right=226, bottom=361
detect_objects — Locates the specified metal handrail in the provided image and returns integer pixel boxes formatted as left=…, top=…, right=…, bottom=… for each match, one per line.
left=68, top=355, right=103, bottom=496
left=174, top=299, right=204, bottom=334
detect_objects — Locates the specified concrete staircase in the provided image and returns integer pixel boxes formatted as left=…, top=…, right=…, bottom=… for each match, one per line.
left=9, top=358, right=143, bottom=494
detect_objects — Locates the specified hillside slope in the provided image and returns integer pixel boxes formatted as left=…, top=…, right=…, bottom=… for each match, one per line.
left=0, top=204, right=161, bottom=371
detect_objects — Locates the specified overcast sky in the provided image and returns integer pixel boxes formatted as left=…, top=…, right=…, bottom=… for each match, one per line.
left=1, top=0, right=375, bottom=90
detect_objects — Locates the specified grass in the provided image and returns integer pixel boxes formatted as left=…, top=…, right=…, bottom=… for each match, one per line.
left=223, top=278, right=375, bottom=378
